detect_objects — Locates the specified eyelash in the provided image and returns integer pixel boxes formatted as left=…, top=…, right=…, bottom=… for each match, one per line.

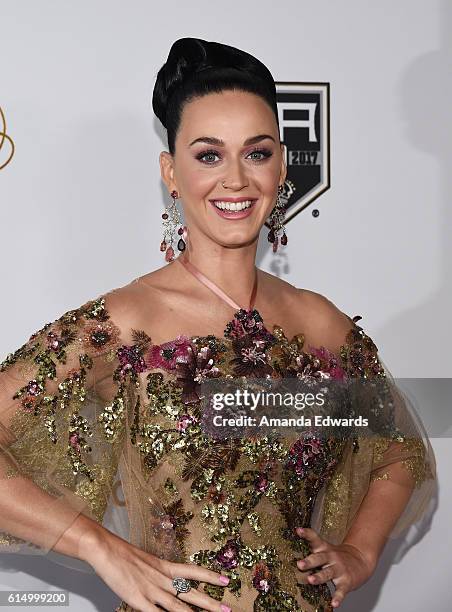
left=195, top=147, right=273, bottom=165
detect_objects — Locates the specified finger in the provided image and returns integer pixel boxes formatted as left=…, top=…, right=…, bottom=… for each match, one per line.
left=331, top=584, right=348, bottom=608
left=296, top=527, right=325, bottom=551
left=160, top=572, right=231, bottom=612
left=297, top=551, right=329, bottom=571
left=306, top=563, right=337, bottom=585
left=176, top=585, right=232, bottom=612
left=151, top=587, right=194, bottom=612
left=126, top=591, right=189, bottom=612
left=168, top=561, right=230, bottom=588
left=115, top=602, right=161, bottom=612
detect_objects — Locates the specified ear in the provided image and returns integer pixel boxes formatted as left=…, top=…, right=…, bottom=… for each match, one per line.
left=279, top=143, right=287, bottom=185
left=159, top=151, right=178, bottom=194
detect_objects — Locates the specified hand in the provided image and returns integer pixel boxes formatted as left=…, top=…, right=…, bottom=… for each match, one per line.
left=79, top=527, right=232, bottom=612
left=295, top=527, right=377, bottom=609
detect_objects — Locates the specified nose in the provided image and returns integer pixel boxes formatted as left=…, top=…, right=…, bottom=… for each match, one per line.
left=223, top=156, right=249, bottom=190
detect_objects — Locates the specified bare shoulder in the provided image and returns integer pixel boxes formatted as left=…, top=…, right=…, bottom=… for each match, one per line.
left=97, top=269, right=169, bottom=344
left=295, top=287, right=351, bottom=324
left=258, top=269, right=299, bottom=304
left=289, top=285, right=355, bottom=352
left=258, top=270, right=354, bottom=348
left=96, top=261, right=214, bottom=344
left=95, top=282, right=139, bottom=344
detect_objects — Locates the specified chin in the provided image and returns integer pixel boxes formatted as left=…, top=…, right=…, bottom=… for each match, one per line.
left=214, top=234, right=259, bottom=249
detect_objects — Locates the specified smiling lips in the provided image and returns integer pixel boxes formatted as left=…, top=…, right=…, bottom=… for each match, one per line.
left=209, top=198, right=258, bottom=219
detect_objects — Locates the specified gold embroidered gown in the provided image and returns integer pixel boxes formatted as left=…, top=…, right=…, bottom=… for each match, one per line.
left=0, top=265, right=436, bottom=612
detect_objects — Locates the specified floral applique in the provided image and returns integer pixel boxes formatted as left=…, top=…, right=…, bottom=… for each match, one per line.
left=308, top=345, right=347, bottom=381
left=81, top=319, right=121, bottom=355
left=224, top=309, right=277, bottom=378
left=159, top=497, right=194, bottom=556
left=224, top=308, right=274, bottom=342
left=283, top=347, right=344, bottom=384
left=146, top=334, right=194, bottom=371
left=174, top=343, right=222, bottom=405
left=339, top=316, right=385, bottom=378
left=145, top=336, right=224, bottom=405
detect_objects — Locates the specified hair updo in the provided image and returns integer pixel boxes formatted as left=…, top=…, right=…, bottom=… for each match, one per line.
left=152, top=37, right=280, bottom=155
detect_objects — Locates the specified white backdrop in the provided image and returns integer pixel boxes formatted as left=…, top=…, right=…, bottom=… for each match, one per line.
left=0, top=1, right=449, bottom=610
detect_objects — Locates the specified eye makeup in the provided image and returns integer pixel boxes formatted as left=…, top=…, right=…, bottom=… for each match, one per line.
left=195, top=147, right=273, bottom=165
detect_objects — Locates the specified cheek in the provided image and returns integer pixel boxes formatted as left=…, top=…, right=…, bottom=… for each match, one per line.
left=178, top=164, right=218, bottom=196
left=252, top=159, right=281, bottom=190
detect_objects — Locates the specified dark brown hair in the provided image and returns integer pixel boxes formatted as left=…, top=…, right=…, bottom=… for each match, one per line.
left=152, top=37, right=280, bottom=154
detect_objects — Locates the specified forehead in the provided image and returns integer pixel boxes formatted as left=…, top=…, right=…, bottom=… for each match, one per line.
left=177, top=90, right=277, bottom=143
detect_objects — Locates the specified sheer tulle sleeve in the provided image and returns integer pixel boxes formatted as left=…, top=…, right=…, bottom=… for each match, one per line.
left=311, top=314, right=437, bottom=545
left=0, top=286, right=185, bottom=573
left=0, top=293, right=127, bottom=562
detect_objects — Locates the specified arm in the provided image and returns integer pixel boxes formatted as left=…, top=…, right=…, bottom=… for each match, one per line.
left=299, top=289, right=436, bottom=548
left=341, top=465, right=415, bottom=568
left=0, top=293, right=124, bottom=557
left=0, top=474, right=105, bottom=562
left=294, top=290, right=436, bottom=607
left=295, top=450, right=420, bottom=610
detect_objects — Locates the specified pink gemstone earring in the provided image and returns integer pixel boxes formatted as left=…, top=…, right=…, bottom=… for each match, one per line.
left=267, top=184, right=288, bottom=252
left=160, top=190, right=187, bottom=262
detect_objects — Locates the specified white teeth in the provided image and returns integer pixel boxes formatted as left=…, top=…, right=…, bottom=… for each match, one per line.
left=212, top=200, right=254, bottom=211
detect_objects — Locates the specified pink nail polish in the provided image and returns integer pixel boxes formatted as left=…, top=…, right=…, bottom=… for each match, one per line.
left=221, top=605, right=231, bottom=612
left=220, top=575, right=230, bottom=585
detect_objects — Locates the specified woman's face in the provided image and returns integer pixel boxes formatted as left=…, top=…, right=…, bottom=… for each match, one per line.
left=160, top=90, right=286, bottom=249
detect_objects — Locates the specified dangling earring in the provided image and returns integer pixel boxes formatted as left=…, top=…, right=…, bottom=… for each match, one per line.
left=160, top=190, right=187, bottom=262
left=267, top=184, right=287, bottom=253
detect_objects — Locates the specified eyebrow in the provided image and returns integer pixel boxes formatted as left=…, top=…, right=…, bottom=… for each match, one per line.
left=189, top=134, right=276, bottom=147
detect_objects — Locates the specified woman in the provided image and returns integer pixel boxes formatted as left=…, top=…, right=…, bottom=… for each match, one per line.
left=0, top=38, right=436, bottom=612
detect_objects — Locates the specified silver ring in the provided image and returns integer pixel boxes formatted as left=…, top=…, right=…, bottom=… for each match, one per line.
left=172, top=576, right=192, bottom=596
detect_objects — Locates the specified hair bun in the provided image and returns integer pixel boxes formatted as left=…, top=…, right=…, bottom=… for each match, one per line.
left=152, top=37, right=274, bottom=128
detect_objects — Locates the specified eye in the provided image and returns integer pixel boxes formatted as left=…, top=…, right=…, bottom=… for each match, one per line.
left=195, top=149, right=220, bottom=164
left=248, top=147, right=273, bottom=161
left=195, top=147, right=273, bottom=165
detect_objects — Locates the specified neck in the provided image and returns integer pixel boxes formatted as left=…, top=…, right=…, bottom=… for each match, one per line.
left=178, top=242, right=258, bottom=309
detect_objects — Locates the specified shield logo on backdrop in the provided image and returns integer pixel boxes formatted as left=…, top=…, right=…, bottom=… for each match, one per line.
left=265, top=83, right=330, bottom=228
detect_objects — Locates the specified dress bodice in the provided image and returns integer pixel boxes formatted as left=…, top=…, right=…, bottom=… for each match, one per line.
left=122, top=304, right=352, bottom=611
